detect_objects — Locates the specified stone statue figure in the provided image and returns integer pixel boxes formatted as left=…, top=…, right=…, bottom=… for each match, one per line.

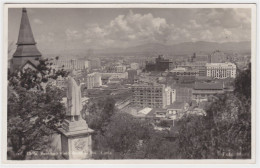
left=66, top=76, right=82, bottom=121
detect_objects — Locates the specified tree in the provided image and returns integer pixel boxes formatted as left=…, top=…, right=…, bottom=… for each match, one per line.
left=84, top=97, right=116, bottom=131
left=171, top=63, right=252, bottom=159
left=234, top=63, right=251, bottom=100
left=172, top=114, right=212, bottom=159
left=7, top=58, right=68, bottom=160
left=8, top=58, right=69, bottom=91
left=92, top=113, right=152, bottom=159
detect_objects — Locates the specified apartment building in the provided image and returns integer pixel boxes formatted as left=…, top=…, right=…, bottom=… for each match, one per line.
left=131, top=83, right=176, bottom=108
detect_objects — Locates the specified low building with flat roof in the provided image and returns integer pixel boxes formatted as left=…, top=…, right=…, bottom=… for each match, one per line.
left=192, top=82, right=224, bottom=102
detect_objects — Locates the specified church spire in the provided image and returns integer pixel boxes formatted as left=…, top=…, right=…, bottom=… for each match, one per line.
left=13, top=8, right=41, bottom=57
left=11, top=8, right=42, bottom=72
left=17, top=8, right=36, bottom=45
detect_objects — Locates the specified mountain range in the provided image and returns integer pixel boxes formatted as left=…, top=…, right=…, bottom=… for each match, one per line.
left=11, top=41, right=249, bottom=59
left=94, top=41, right=251, bottom=56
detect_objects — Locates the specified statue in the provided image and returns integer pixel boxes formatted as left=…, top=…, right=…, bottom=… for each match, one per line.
left=66, top=76, right=82, bottom=121
left=60, top=76, right=94, bottom=160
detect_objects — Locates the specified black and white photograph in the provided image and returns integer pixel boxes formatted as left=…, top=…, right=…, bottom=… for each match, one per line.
left=3, top=3, right=256, bottom=163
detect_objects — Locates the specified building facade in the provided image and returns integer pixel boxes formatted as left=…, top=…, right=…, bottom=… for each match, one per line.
left=127, top=69, right=138, bottom=84
left=106, top=65, right=126, bottom=73
left=86, top=72, right=101, bottom=89
left=206, top=62, right=236, bottom=79
left=52, top=59, right=90, bottom=71
left=145, top=55, right=173, bottom=72
left=170, top=67, right=199, bottom=77
left=131, top=84, right=176, bottom=108
left=130, top=63, right=139, bottom=70
left=101, top=72, right=128, bottom=80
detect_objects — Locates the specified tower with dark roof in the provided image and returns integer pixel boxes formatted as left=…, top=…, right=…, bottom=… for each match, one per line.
left=11, top=8, right=42, bottom=72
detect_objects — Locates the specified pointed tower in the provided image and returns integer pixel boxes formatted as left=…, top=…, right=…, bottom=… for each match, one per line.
left=11, top=8, right=42, bottom=72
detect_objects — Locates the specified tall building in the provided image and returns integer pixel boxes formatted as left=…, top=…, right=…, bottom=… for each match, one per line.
left=127, top=69, right=138, bottom=84
left=165, top=86, right=176, bottom=106
left=206, top=62, right=236, bottom=79
left=86, top=72, right=101, bottom=89
left=130, top=63, right=139, bottom=70
left=11, top=8, right=42, bottom=72
left=145, top=55, right=173, bottom=72
left=131, top=83, right=176, bottom=108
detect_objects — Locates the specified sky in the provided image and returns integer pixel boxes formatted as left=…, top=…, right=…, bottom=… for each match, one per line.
left=8, top=8, right=251, bottom=52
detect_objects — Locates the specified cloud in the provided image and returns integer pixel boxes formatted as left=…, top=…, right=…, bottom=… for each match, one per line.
left=83, top=11, right=179, bottom=47
left=105, top=10, right=173, bottom=43
left=186, top=19, right=202, bottom=29
left=33, top=18, right=43, bottom=24
left=37, top=32, right=54, bottom=46
left=194, top=8, right=251, bottom=29
left=217, top=29, right=233, bottom=42
left=73, top=9, right=252, bottom=49
left=180, top=8, right=251, bottom=43
left=200, top=30, right=214, bottom=41
left=65, top=28, right=82, bottom=41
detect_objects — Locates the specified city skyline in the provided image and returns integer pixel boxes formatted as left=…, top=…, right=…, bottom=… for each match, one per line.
left=5, top=4, right=254, bottom=163
left=8, top=8, right=251, bottom=53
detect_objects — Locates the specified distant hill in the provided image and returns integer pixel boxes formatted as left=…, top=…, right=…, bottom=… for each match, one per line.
left=21, top=41, right=250, bottom=58
left=95, top=41, right=251, bottom=56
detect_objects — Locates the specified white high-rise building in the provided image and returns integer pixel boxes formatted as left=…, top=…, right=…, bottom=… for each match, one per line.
left=86, top=72, right=101, bottom=89
left=130, top=63, right=139, bottom=70
left=164, top=87, right=176, bottom=106
left=206, top=62, right=236, bottom=79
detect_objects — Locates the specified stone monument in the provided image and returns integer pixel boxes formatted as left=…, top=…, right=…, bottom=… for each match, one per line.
left=59, top=76, right=94, bottom=160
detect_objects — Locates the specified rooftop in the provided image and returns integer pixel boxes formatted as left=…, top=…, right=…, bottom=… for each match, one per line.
left=206, top=62, right=236, bottom=67
left=138, top=107, right=152, bottom=115
left=146, top=108, right=166, bottom=118
left=194, top=82, right=223, bottom=90
left=13, top=8, right=42, bottom=57
left=166, top=102, right=185, bottom=109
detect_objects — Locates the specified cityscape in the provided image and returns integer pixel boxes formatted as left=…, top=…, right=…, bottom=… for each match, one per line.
left=7, top=6, right=252, bottom=161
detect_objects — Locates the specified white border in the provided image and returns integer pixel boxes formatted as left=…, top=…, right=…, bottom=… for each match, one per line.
left=1, top=2, right=258, bottom=167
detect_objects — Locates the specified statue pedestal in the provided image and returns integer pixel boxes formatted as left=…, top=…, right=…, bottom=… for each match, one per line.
left=58, top=119, right=94, bottom=160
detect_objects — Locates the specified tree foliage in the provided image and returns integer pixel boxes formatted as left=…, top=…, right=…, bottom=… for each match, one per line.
left=8, top=58, right=69, bottom=91
left=92, top=113, right=153, bottom=159
left=84, top=97, right=116, bottom=131
left=171, top=63, right=252, bottom=159
left=7, top=58, right=68, bottom=160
